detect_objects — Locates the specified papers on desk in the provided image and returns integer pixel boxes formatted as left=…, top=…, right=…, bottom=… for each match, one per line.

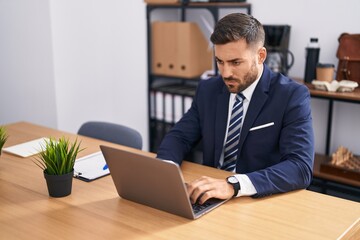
left=2, top=137, right=49, bottom=157
left=74, top=151, right=110, bottom=182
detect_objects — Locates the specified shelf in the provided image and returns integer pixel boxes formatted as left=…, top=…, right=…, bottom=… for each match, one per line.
left=313, top=153, right=360, bottom=188
left=305, top=82, right=360, bottom=103
left=151, top=74, right=203, bottom=81
left=299, top=80, right=360, bottom=155
left=299, top=79, right=360, bottom=201
left=147, top=2, right=252, bottom=8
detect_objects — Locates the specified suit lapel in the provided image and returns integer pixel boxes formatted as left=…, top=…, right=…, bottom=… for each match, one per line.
left=237, top=67, right=271, bottom=157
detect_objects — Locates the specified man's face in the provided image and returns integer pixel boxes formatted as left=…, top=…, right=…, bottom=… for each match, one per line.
left=214, top=39, right=266, bottom=93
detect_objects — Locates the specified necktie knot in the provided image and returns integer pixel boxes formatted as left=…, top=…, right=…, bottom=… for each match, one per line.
left=236, top=93, right=245, bottom=103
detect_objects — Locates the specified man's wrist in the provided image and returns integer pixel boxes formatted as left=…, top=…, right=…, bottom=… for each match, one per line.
left=226, top=176, right=241, bottom=197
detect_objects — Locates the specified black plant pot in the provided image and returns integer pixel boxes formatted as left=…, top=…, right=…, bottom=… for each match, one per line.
left=44, top=170, right=74, bottom=198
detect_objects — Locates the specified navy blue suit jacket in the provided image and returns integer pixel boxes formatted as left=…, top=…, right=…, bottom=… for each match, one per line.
left=157, top=65, right=314, bottom=197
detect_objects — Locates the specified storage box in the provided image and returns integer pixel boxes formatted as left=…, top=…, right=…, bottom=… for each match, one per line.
left=151, top=21, right=213, bottom=78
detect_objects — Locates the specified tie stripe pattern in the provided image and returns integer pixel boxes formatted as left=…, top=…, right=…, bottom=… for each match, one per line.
left=221, top=93, right=244, bottom=171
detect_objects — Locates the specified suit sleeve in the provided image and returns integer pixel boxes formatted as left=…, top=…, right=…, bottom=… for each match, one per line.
left=156, top=87, right=202, bottom=165
left=247, top=84, right=314, bottom=197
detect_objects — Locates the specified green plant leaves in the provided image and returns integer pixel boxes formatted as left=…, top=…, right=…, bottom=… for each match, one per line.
left=33, top=137, right=83, bottom=175
left=0, top=126, right=8, bottom=153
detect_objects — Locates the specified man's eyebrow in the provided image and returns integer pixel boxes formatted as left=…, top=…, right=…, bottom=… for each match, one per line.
left=215, top=57, right=242, bottom=62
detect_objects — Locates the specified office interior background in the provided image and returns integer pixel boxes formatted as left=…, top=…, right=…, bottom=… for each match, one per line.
left=0, top=0, right=359, bottom=156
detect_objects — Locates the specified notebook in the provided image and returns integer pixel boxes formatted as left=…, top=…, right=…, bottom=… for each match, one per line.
left=100, top=145, right=228, bottom=220
left=2, top=137, right=49, bottom=157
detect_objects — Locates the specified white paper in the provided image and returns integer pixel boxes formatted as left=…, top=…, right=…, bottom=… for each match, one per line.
left=73, top=151, right=110, bottom=181
left=2, top=137, right=49, bottom=157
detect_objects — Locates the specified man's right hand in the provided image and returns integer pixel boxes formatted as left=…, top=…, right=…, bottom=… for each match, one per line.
left=186, top=176, right=234, bottom=205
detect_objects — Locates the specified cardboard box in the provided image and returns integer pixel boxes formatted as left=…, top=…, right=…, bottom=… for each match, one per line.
left=151, top=21, right=213, bottom=78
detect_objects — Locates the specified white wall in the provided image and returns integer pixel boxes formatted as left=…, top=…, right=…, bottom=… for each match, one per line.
left=0, top=0, right=359, bottom=155
left=0, top=0, right=148, bottom=150
left=49, top=0, right=147, bottom=149
left=0, top=0, right=57, bottom=128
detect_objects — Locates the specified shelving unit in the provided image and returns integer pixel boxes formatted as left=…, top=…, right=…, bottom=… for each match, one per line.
left=305, top=83, right=360, bottom=201
left=145, top=2, right=251, bottom=159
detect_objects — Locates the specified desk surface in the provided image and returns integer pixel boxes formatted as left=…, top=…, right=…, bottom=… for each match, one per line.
left=1, top=122, right=360, bottom=240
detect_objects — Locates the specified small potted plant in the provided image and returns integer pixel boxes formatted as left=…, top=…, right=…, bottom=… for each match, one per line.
left=0, top=126, right=8, bottom=156
left=34, top=137, right=82, bottom=197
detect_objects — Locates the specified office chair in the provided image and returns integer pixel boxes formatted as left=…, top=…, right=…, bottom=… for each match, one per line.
left=78, top=121, right=143, bottom=150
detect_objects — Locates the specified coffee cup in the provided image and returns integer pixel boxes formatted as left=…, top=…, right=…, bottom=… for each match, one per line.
left=316, top=63, right=335, bottom=82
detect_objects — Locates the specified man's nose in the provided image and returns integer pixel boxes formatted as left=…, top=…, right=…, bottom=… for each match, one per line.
left=221, top=64, right=232, bottom=78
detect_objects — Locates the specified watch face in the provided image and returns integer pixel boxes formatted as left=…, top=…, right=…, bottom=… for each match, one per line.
left=228, top=176, right=237, bottom=184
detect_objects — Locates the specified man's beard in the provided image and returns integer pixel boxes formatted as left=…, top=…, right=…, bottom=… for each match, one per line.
left=224, top=61, right=258, bottom=93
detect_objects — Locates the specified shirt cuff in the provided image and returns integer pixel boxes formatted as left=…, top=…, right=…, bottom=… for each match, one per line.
left=233, top=174, right=257, bottom=197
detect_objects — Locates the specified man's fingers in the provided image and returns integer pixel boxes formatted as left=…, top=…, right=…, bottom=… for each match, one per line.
left=187, top=176, right=234, bottom=204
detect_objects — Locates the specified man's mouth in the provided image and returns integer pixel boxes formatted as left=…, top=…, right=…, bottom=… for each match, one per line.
left=225, top=79, right=237, bottom=85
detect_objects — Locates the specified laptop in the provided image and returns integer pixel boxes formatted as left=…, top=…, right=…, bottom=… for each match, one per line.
left=100, top=145, right=229, bottom=219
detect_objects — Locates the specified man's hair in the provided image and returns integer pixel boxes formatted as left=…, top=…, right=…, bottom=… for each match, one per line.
left=210, top=13, right=265, bottom=48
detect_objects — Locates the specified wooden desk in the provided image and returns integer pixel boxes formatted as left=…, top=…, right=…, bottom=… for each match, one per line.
left=1, top=122, right=359, bottom=239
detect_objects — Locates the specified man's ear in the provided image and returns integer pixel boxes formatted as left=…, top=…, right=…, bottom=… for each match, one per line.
left=258, top=47, right=267, bottom=64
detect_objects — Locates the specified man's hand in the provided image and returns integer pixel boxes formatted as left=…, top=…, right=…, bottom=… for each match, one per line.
left=186, top=176, right=234, bottom=205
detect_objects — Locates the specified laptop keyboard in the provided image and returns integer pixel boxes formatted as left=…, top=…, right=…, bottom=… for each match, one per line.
left=192, top=201, right=214, bottom=214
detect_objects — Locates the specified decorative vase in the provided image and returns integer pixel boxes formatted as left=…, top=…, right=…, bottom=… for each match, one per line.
left=44, top=170, right=74, bottom=197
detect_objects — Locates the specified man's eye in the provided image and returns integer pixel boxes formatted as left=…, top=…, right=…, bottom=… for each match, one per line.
left=232, top=61, right=241, bottom=66
left=216, top=59, right=224, bottom=65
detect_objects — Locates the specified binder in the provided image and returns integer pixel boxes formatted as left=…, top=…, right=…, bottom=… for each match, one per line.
left=150, top=82, right=197, bottom=152
left=164, top=93, right=173, bottom=123
left=155, top=91, right=164, bottom=121
left=150, top=91, right=156, bottom=119
left=174, top=94, right=183, bottom=122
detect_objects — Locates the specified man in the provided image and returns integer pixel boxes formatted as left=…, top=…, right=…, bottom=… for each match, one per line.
left=156, top=13, right=314, bottom=205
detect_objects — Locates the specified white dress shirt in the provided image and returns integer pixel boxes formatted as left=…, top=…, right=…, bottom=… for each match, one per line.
left=219, top=72, right=263, bottom=197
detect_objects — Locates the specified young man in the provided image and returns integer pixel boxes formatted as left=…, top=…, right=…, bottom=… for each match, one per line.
left=156, top=13, right=314, bottom=204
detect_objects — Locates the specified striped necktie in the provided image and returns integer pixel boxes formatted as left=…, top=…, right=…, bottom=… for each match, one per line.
left=220, top=93, right=245, bottom=171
